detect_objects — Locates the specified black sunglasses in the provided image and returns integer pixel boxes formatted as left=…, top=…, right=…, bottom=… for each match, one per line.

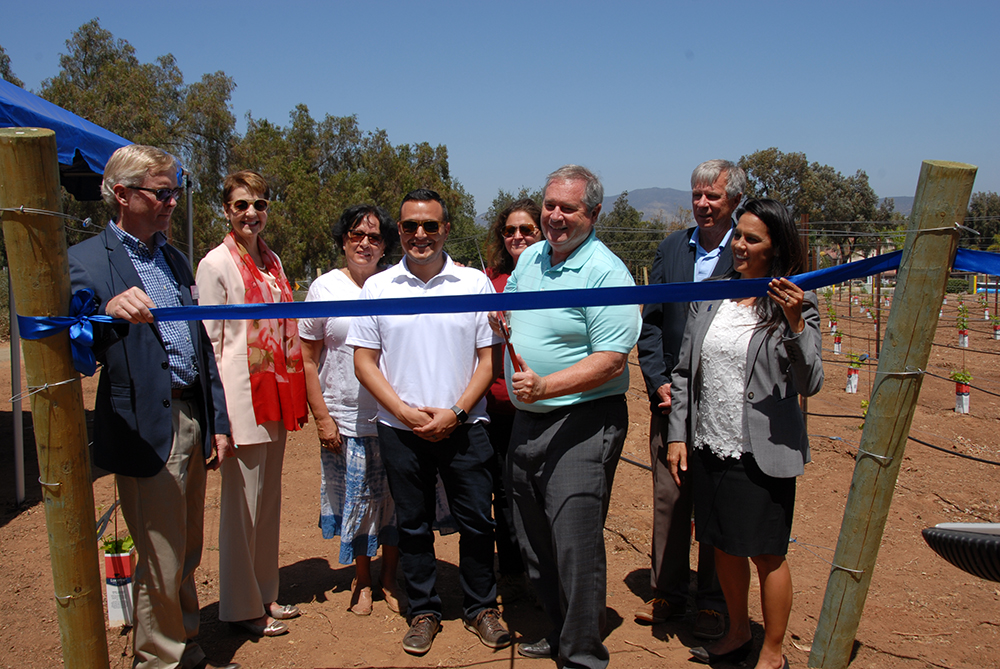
left=400, top=220, right=442, bottom=234
left=502, top=224, right=539, bottom=238
left=347, top=230, right=384, bottom=245
left=128, top=186, right=182, bottom=202
left=229, top=198, right=269, bottom=213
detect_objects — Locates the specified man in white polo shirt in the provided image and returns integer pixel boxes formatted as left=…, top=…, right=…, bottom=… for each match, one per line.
left=348, top=188, right=509, bottom=657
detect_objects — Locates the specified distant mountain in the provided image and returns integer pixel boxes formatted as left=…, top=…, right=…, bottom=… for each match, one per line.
left=883, top=196, right=913, bottom=216
left=601, top=187, right=693, bottom=222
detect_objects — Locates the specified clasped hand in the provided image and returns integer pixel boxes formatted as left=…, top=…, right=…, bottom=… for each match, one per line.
left=400, top=404, right=458, bottom=442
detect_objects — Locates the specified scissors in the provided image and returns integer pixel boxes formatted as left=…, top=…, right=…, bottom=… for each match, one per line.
left=496, top=312, right=523, bottom=373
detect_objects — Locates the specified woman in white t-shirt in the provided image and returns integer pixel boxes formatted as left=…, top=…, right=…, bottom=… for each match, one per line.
left=299, top=205, right=402, bottom=616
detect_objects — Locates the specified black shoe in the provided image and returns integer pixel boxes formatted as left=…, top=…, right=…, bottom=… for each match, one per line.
left=517, top=638, right=555, bottom=659
left=402, top=613, right=440, bottom=655
left=689, top=639, right=753, bottom=664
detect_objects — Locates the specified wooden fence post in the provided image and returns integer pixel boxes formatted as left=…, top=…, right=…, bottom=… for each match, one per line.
left=0, top=128, right=110, bottom=669
left=808, top=160, right=977, bottom=668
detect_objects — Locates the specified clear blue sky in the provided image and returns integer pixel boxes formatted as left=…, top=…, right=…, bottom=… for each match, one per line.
left=3, top=1, right=998, bottom=214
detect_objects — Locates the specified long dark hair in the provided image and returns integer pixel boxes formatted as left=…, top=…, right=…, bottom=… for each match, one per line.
left=734, top=198, right=805, bottom=332
left=485, top=198, right=542, bottom=274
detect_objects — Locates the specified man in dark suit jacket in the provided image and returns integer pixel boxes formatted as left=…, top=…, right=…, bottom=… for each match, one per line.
left=68, top=145, right=237, bottom=669
left=634, top=160, right=745, bottom=639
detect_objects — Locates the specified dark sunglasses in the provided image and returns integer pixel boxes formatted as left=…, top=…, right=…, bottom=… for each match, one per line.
left=348, top=229, right=383, bottom=245
left=400, top=219, right=442, bottom=234
left=502, top=224, right=539, bottom=238
left=229, top=198, right=270, bottom=213
left=128, top=186, right=182, bottom=202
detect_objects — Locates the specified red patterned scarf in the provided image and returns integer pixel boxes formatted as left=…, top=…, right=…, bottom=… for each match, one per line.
left=223, top=232, right=308, bottom=431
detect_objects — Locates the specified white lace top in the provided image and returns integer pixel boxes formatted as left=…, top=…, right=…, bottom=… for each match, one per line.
left=693, top=299, right=760, bottom=460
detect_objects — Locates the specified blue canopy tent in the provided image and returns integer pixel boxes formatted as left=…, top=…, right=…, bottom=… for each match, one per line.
left=0, top=79, right=130, bottom=200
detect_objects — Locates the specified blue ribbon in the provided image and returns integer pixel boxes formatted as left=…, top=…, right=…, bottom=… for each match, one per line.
left=13, top=249, right=1000, bottom=378
left=17, top=288, right=115, bottom=376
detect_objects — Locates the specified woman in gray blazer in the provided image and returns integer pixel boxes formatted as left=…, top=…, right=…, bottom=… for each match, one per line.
left=666, top=198, right=824, bottom=669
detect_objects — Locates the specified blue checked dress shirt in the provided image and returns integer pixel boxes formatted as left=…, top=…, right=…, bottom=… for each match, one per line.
left=109, top=222, right=198, bottom=387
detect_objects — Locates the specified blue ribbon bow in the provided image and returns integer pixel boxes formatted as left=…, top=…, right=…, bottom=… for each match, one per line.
left=17, top=288, right=115, bottom=376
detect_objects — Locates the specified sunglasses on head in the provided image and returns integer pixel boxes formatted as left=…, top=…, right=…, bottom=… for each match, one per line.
left=128, top=186, right=182, bottom=203
left=502, top=224, right=539, bottom=238
left=229, top=198, right=270, bottom=213
left=400, top=220, right=442, bottom=234
left=347, top=229, right=383, bottom=245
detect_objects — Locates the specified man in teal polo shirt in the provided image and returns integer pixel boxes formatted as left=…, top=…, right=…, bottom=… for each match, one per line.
left=501, top=165, right=640, bottom=669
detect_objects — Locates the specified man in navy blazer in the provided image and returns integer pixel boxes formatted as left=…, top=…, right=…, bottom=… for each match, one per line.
left=68, top=145, right=237, bottom=669
left=634, top=160, right=745, bottom=639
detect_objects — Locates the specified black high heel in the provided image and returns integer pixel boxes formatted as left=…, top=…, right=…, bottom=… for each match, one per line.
left=689, top=639, right=753, bottom=664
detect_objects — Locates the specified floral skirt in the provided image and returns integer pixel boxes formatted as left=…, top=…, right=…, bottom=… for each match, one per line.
left=319, top=435, right=398, bottom=564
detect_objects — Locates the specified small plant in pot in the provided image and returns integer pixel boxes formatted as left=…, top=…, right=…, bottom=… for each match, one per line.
left=102, top=535, right=136, bottom=627
left=949, top=369, right=972, bottom=414
left=845, top=353, right=864, bottom=394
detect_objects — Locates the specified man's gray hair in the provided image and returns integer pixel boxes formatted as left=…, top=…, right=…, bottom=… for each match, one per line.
left=691, top=159, right=746, bottom=200
left=101, top=144, right=179, bottom=208
left=545, top=165, right=604, bottom=214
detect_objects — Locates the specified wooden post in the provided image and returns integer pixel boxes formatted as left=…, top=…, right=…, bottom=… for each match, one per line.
left=0, top=128, right=110, bottom=669
left=809, top=161, right=977, bottom=668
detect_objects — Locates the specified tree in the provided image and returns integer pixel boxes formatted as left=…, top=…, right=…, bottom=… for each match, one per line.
left=39, top=19, right=237, bottom=260
left=739, top=148, right=887, bottom=263
left=230, top=106, right=481, bottom=278
left=0, top=44, right=24, bottom=87
left=26, top=20, right=478, bottom=282
left=483, top=187, right=543, bottom=231
left=966, top=191, right=1000, bottom=250
left=595, top=192, right=669, bottom=280
left=739, top=148, right=810, bottom=215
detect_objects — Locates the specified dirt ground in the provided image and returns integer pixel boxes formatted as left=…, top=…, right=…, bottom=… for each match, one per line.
left=2, top=293, right=999, bottom=669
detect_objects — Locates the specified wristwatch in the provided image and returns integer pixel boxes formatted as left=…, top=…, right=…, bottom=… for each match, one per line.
left=450, top=405, right=468, bottom=424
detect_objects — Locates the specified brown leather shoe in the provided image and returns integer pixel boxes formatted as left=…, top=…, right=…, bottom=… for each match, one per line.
left=402, top=613, right=440, bottom=655
left=634, top=597, right=677, bottom=624
left=464, top=607, right=511, bottom=649
left=692, top=608, right=726, bottom=640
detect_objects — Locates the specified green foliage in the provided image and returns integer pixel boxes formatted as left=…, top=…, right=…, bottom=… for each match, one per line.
left=230, top=108, right=483, bottom=275
left=738, top=148, right=887, bottom=264
left=965, top=191, right=1000, bottom=250
left=101, top=534, right=134, bottom=554
left=956, top=303, right=969, bottom=330
left=946, top=278, right=969, bottom=294
left=27, top=19, right=480, bottom=281
left=595, top=192, right=671, bottom=281
left=949, top=369, right=973, bottom=385
left=483, top=187, right=543, bottom=229
left=848, top=353, right=864, bottom=369
left=0, top=43, right=24, bottom=87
